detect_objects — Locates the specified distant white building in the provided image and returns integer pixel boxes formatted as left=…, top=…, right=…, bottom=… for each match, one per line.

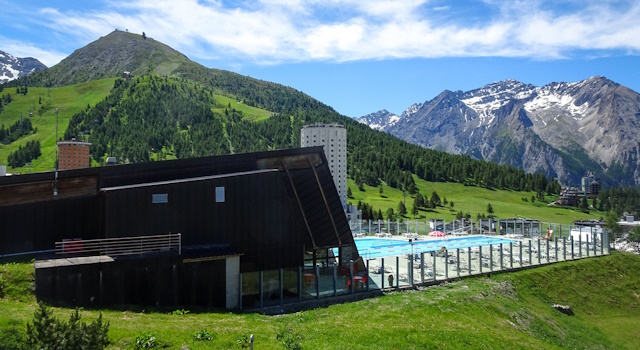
left=301, top=124, right=347, bottom=209
left=619, top=216, right=640, bottom=233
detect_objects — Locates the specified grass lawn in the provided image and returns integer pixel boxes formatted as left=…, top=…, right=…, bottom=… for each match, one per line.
left=0, top=79, right=116, bottom=173
left=348, top=176, right=603, bottom=225
left=212, top=94, right=273, bottom=122
left=1, top=252, right=638, bottom=349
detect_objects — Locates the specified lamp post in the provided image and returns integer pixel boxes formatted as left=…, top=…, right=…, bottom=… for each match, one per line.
left=55, top=107, right=59, bottom=167
left=53, top=107, right=58, bottom=196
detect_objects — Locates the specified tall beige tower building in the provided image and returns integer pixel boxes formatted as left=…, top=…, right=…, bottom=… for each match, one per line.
left=57, top=139, right=91, bottom=170
left=300, top=124, right=347, bottom=209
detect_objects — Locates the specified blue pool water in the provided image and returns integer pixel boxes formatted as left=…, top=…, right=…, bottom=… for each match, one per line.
left=353, top=236, right=517, bottom=259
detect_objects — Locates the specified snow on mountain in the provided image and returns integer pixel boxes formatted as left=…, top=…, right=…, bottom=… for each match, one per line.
left=357, top=76, right=640, bottom=187
left=0, top=50, right=47, bottom=84
left=357, top=109, right=400, bottom=131
left=460, top=79, right=536, bottom=126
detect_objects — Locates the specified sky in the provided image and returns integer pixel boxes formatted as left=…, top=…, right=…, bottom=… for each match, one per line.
left=1, top=0, right=639, bottom=118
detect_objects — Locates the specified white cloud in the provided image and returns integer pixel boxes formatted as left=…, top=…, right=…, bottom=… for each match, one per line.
left=18, top=0, right=640, bottom=65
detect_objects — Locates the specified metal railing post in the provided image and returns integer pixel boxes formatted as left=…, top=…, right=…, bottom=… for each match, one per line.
left=420, top=253, right=425, bottom=283
left=433, top=252, right=436, bottom=281
left=489, top=244, right=493, bottom=272
left=479, top=246, right=483, bottom=274
left=395, top=256, right=399, bottom=288
left=579, top=235, right=582, bottom=258
left=366, top=259, right=370, bottom=291
left=519, top=242, right=523, bottom=267
left=570, top=236, right=574, bottom=259
left=456, top=248, right=460, bottom=277
left=445, top=250, right=449, bottom=279
left=509, top=242, right=513, bottom=269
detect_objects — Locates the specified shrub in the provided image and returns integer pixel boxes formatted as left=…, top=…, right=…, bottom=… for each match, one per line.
left=135, top=332, right=158, bottom=349
left=193, top=329, right=216, bottom=341
left=25, top=302, right=109, bottom=350
left=0, top=275, right=5, bottom=298
left=0, top=323, right=27, bottom=350
left=237, top=335, right=250, bottom=348
left=168, top=309, right=190, bottom=316
left=276, top=324, right=303, bottom=350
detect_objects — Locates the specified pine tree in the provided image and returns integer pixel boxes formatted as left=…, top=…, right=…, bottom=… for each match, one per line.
left=397, top=201, right=407, bottom=216
left=386, top=208, right=395, bottom=221
left=415, top=192, right=424, bottom=208
left=430, top=191, right=441, bottom=207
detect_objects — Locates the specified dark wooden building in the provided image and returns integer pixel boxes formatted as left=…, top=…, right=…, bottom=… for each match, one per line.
left=0, top=147, right=357, bottom=308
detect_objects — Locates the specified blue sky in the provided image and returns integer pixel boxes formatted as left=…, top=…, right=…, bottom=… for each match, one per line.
left=1, top=0, right=639, bottom=118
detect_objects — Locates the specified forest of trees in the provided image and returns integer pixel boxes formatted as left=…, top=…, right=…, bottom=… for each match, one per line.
left=597, top=188, right=640, bottom=217
left=7, top=140, right=41, bottom=168
left=61, top=75, right=563, bottom=198
left=0, top=92, right=12, bottom=114
left=0, top=117, right=35, bottom=144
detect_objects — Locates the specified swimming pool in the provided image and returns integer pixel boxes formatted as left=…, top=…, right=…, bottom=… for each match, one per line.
left=353, top=235, right=518, bottom=259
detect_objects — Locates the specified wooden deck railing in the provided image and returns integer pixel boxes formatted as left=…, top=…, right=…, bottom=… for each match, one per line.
left=55, top=233, right=181, bottom=257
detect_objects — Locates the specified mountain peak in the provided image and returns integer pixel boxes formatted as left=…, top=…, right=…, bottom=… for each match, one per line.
left=357, top=109, right=400, bottom=130
left=18, top=29, right=192, bottom=87
left=358, top=77, right=640, bottom=186
left=0, top=50, right=47, bottom=84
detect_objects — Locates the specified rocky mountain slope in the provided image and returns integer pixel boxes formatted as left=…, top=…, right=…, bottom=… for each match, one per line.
left=15, top=30, right=188, bottom=87
left=0, top=50, right=46, bottom=84
left=358, top=77, right=640, bottom=187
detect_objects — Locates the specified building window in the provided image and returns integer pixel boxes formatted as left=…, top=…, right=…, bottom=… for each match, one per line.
left=152, top=193, right=168, bottom=204
left=216, top=186, right=225, bottom=203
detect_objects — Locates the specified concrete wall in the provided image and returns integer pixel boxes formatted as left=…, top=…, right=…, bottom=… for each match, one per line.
left=226, top=256, right=240, bottom=308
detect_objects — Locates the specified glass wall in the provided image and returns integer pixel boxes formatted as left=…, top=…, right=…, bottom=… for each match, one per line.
left=240, top=231, right=611, bottom=311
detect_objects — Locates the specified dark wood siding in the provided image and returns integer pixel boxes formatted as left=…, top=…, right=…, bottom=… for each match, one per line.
left=0, top=147, right=355, bottom=267
left=0, top=196, right=101, bottom=255
left=103, top=171, right=305, bottom=271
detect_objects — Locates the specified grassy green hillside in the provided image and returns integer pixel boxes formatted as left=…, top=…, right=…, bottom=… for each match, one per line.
left=1, top=253, right=638, bottom=349
left=0, top=79, right=115, bottom=173
left=212, top=95, right=273, bottom=122
left=348, top=176, right=602, bottom=225
left=0, top=77, right=276, bottom=171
